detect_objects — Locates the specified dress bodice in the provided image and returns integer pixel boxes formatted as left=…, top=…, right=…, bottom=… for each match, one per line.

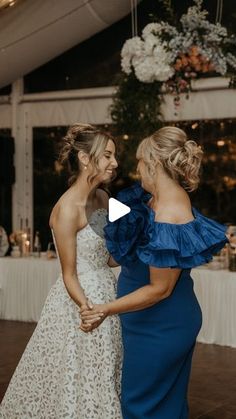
left=52, top=208, right=110, bottom=273
left=76, top=208, right=110, bottom=271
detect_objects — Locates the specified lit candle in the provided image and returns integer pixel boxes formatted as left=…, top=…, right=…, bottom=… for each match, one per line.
left=25, top=240, right=30, bottom=256
left=21, top=232, right=27, bottom=256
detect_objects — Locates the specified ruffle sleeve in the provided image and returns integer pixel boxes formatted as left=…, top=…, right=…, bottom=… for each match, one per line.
left=104, top=183, right=228, bottom=269
left=104, top=183, right=151, bottom=265
left=137, top=208, right=228, bottom=269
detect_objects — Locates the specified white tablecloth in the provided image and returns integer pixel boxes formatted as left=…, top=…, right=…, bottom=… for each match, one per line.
left=0, top=257, right=60, bottom=322
left=192, top=268, right=236, bottom=348
left=0, top=258, right=236, bottom=347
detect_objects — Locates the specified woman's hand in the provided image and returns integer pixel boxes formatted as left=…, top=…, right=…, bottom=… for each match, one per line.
left=79, top=304, right=109, bottom=332
left=107, top=255, right=120, bottom=267
left=79, top=300, right=95, bottom=333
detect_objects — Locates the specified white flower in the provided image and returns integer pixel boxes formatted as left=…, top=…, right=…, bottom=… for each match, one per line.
left=132, top=42, right=174, bottom=83
left=121, top=37, right=144, bottom=74
left=133, top=56, right=157, bottom=83
left=142, top=23, right=163, bottom=39
left=143, top=33, right=160, bottom=55
left=142, top=22, right=178, bottom=40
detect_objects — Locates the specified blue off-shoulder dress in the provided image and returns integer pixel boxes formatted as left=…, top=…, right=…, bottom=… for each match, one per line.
left=104, top=183, right=228, bottom=419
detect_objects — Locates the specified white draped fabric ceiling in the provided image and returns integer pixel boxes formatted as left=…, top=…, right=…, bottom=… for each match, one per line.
left=0, top=0, right=139, bottom=88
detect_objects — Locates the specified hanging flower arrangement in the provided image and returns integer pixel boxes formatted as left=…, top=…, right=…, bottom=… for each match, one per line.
left=111, top=0, right=236, bottom=134
left=121, top=0, right=236, bottom=104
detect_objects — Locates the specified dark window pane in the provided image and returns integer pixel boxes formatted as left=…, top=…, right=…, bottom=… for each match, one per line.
left=0, top=85, right=11, bottom=95
left=175, top=119, right=236, bottom=224
left=0, top=129, right=12, bottom=238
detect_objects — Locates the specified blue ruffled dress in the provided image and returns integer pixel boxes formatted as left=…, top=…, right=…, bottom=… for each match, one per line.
left=104, top=183, right=228, bottom=419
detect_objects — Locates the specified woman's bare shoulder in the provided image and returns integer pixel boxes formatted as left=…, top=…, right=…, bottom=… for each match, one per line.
left=155, top=198, right=194, bottom=225
left=49, top=191, right=82, bottom=230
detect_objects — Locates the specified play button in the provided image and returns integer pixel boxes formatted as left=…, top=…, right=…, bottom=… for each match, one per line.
left=108, top=198, right=131, bottom=222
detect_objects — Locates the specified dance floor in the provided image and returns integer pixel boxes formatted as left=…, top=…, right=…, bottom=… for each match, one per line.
left=0, top=320, right=236, bottom=418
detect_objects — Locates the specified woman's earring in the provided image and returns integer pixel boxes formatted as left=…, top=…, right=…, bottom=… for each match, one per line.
left=84, top=165, right=87, bottom=170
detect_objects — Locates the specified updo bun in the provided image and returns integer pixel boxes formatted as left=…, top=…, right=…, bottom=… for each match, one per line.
left=136, top=126, right=203, bottom=192
left=59, top=123, right=114, bottom=185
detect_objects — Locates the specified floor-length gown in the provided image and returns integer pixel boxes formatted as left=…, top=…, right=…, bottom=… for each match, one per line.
left=0, top=209, right=122, bottom=419
left=105, top=183, right=228, bottom=419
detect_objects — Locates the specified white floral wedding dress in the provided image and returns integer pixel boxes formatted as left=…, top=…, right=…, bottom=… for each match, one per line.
left=0, top=209, right=122, bottom=419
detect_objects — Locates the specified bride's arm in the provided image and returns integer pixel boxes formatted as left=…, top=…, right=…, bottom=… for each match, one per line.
left=52, top=206, right=92, bottom=310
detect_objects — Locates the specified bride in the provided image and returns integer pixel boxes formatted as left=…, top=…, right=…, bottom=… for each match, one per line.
left=0, top=123, right=122, bottom=419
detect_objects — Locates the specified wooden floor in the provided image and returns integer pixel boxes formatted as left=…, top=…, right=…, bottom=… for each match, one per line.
left=0, top=320, right=236, bottom=418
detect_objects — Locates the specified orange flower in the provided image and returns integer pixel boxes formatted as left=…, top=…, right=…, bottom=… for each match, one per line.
left=208, top=62, right=215, bottom=72
left=189, top=46, right=199, bottom=56
left=202, top=63, right=210, bottom=73
left=189, top=55, right=199, bottom=66
left=174, top=58, right=182, bottom=70
left=181, top=55, right=189, bottom=67
left=194, top=63, right=202, bottom=72
left=200, top=55, right=209, bottom=64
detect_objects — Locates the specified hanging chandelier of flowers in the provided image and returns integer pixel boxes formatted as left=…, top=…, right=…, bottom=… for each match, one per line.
left=120, top=0, right=236, bottom=104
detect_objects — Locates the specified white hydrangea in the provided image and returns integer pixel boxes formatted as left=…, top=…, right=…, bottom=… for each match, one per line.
left=132, top=41, right=174, bottom=83
left=121, top=28, right=174, bottom=83
left=142, top=23, right=164, bottom=39
left=143, top=33, right=160, bottom=55
left=121, top=37, right=144, bottom=74
left=133, top=56, right=157, bottom=83
left=133, top=56, right=173, bottom=83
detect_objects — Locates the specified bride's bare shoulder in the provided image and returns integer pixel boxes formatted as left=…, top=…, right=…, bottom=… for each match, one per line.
left=49, top=190, right=81, bottom=230
left=96, top=188, right=109, bottom=210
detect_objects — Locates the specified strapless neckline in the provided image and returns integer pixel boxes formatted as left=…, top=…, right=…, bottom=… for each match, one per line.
left=78, top=208, right=107, bottom=237
left=51, top=207, right=107, bottom=238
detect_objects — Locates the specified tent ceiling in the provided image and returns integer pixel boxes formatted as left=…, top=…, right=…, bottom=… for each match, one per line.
left=0, top=0, right=140, bottom=89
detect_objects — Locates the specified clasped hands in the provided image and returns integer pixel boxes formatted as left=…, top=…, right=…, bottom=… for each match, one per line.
left=79, top=301, right=108, bottom=333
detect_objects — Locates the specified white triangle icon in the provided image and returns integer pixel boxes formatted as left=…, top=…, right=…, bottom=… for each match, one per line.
left=108, top=198, right=131, bottom=222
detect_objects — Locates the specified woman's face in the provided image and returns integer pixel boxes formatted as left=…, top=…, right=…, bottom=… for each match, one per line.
left=136, top=159, right=154, bottom=193
left=96, top=139, right=118, bottom=183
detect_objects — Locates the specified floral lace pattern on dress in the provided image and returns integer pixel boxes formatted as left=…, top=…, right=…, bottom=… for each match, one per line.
left=0, top=209, right=122, bottom=419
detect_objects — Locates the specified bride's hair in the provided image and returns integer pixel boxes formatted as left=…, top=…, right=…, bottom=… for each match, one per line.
left=59, top=123, right=115, bottom=185
left=136, top=126, right=203, bottom=192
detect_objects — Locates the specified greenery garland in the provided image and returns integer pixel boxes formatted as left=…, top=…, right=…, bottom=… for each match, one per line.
left=110, top=73, right=163, bottom=138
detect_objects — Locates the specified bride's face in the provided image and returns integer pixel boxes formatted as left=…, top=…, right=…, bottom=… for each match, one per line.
left=96, top=139, right=118, bottom=183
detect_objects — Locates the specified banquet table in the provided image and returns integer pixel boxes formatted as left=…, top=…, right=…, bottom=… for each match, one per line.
left=0, top=257, right=236, bottom=347
left=192, top=268, right=236, bottom=348
left=0, top=256, right=60, bottom=322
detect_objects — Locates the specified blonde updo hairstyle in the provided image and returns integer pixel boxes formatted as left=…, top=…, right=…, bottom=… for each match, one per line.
left=59, top=123, right=115, bottom=186
left=136, top=126, right=203, bottom=192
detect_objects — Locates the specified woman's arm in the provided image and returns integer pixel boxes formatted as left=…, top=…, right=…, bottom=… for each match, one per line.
left=107, top=255, right=120, bottom=267
left=80, top=266, right=181, bottom=324
left=52, top=206, right=90, bottom=308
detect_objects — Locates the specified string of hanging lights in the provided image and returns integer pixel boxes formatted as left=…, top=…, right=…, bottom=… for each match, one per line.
left=130, top=0, right=138, bottom=37
left=215, top=0, right=224, bottom=23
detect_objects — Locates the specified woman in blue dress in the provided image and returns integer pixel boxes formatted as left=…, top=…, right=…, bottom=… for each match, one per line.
left=81, top=126, right=228, bottom=419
